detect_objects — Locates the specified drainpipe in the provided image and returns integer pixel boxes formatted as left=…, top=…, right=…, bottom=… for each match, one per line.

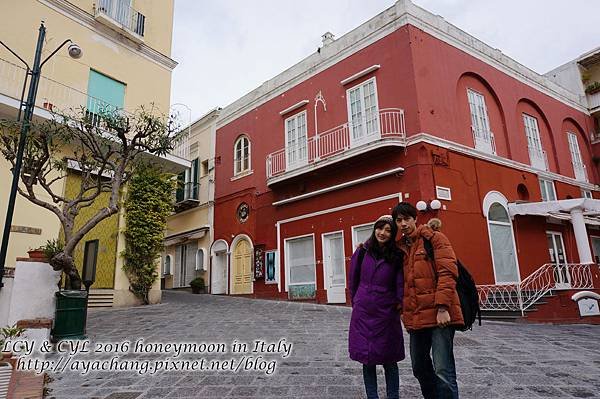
left=570, top=207, right=593, bottom=264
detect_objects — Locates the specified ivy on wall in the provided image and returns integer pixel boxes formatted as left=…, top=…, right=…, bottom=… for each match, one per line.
left=123, top=165, right=175, bottom=304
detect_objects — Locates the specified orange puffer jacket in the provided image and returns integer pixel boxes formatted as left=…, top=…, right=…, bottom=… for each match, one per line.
left=398, top=225, right=464, bottom=331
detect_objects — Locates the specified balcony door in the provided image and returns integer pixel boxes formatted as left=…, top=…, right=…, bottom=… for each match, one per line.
left=285, top=111, right=308, bottom=170
left=467, top=89, right=494, bottom=154
left=523, top=114, right=546, bottom=170
left=347, top=78, right=380, bottom=147
left=567, top=132, right=587, bottom=182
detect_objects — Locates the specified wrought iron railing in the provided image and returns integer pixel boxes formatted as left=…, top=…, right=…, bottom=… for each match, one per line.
left=527, top=145, right=549, bottom=171
left=471, top=127, right=496, bottom=154
left=95, top=0, right=146, bottom=37
left=572, top=161, right=589, bottom=183
left=477, top=263, right=595, bottom=315
left=266, top=108, right=405, bottom=178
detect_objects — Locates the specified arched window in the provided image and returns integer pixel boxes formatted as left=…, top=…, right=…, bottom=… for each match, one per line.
left=487, top=202, right=520, bottom=283
left=234, top=136, right=250, bottom=175
left=195, top=248, right=206, bottom=271
left=163, top=254, right=172, bottom=275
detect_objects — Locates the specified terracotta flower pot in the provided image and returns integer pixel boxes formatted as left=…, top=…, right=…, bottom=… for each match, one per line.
left=27, top=249, right=46, bottom=260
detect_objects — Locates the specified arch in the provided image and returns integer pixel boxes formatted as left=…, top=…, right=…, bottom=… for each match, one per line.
left=516, top=98, right=558, bottom=172
left=233, top=135, right=251, bottom=175
left=456, top=72, right=509, bottom=157
left=162, top=254, right=172, bottom=275
left=195, top=248, right=207, bottom=271
left=230, top=234, right=254, bottom=295
left=482, top=191, right=521, bottom=284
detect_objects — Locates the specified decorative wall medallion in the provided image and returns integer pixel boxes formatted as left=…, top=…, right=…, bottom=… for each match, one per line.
left=237, top=202, right=250, bottom=223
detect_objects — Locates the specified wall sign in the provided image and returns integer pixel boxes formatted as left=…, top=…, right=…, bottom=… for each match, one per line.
left=254, top=245, right=265, bottom=279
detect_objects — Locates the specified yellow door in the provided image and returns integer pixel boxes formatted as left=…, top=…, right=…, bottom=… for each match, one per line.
left=232, top=240, right=252, bottom=294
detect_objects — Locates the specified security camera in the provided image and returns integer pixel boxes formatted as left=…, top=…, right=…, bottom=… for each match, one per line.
left=68, top=43, right=83, bottom=59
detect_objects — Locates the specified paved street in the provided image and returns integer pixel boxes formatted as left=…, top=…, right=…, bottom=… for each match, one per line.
left=46, top=291, right=600, bottom=399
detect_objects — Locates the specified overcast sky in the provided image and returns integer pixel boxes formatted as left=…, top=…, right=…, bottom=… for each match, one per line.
left=170, top=0, right=600, bottom=121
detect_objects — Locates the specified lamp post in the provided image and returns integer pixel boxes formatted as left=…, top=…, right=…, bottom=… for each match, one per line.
left=0, top=22, right=82, bottom=288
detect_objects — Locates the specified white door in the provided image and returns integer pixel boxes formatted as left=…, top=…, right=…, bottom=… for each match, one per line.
left=323, top=232, right=346, bottom=303
left=547, top=232, right=571, bottom=289
left=211, top=251, right=227, bottom=294
left=467, top=89, right=494, bottom=154
left=347, top=78, right=380, bottom=147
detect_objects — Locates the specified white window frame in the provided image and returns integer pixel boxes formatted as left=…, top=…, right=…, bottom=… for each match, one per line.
left=467, top=88, right=495, bottom=154
left=567, top=132, right=587, bottom=182
left=346, top=77, right=380, bottom=148
left=321, top=230, right=346, bottom=292
left=351, top=223, right=374, bottom=249
left=162, top=254, right=172, bottom=276
left=284, top=233, right=317, bottom=288
left=482, top=192, right=521, bottom=284
left=523, top=114, right=547, bottom=170
left=233, top=135, right=251, bottom=176
left=284, top=111, right=308, bottom=170
left=539, top=178, right=557, bottom=202
left=582, top=189, right=593, bottom=199
left=195, top=248, right=206, bottom=271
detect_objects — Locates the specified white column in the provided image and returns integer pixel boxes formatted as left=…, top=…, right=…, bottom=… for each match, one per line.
left=570, top=208, right=593, bottom=264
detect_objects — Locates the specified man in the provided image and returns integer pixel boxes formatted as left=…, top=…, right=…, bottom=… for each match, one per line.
left=392, top=202, right=463, bottom=399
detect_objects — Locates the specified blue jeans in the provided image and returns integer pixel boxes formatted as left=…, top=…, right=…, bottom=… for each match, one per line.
left=362, top=363, right=399, bottom=399
left=409, top=327, right=459, bottom=399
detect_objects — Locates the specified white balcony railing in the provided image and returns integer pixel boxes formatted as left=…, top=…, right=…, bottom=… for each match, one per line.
left=95, top=0, right=146, bottom=38
left=527, top=146, right=549, bottom=171
left=572, top=162, right=589, bottom=183
left=471, top=127, right=496, bottom=155
left=477, top=263, right=595, bottom=315
left=266, top=108, right=405, bottom=178
left=588, top=91, right=600, bottom=111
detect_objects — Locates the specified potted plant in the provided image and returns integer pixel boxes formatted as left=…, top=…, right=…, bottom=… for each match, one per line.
left=190, top=277, right=205, bottom=294
left=27, top=247, right=46, bottom=260
left=1, top=324, right=26, bottom=360
left=585, top=81, right=600, bottom=95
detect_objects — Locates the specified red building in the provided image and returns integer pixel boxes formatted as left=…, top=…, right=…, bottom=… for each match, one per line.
left=210, top=0, right=600, bottom=323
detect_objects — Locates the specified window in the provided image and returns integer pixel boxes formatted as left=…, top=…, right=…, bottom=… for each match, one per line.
left=567, top=132, right=587, bottom=182
left=195, top=248, right=206, bottom=271
left=582, top=190, right=593, bottom=199
left=523, top=114, right=547, bottom=170
left=487, top=202, right=519, bottom=283
left=265, top=250, right=278, bottom=284
left=347, top=78, right=380, bottom=146
left=539, top=179, right=557, bottom=202
left=467, top=89, right=495, bottom=154
left=82, top=240, right=99, bottom=284
left=162, top=254, right=172, bottom=275
left=176, top=158, right=199, bottom=202
left=286, top=236, right=315, bottom=286
left=285, top=112, right=307, bottom=169
left=234, top=136, right=251, bottom=175
left=201, top=160, right=209, bottom=177
left=352, top=224, right=374, bottom=249
left=86, top=70, right=125, bottom=125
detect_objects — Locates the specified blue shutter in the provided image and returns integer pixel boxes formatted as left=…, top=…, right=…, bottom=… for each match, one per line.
left=87, top=70, right=125, bottom=115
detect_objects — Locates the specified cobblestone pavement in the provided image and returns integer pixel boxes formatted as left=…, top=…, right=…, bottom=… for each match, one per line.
left=45, top=291, right=600, bottom=399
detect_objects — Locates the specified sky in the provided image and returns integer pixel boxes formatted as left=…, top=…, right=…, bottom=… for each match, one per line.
left=170, top=0, right=600, bottom=121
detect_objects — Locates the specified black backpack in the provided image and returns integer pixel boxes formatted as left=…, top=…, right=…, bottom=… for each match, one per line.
left=423, top=238, right=481, bottom=331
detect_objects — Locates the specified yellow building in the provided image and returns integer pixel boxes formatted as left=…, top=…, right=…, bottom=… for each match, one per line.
left=163, top=108, right=219, bottom=292
left=0, top=0, right=186, bottom=307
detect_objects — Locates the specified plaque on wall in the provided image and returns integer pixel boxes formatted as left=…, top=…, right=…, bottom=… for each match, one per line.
left=254, top=245, right=265, bottom=279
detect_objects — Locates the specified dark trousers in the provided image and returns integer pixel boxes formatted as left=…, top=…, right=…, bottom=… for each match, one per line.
left=362, top=362, right=399, bottom=399
left=409, top=327, right=459, bottom=399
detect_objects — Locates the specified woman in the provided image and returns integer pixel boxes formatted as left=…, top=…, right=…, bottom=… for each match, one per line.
left=348, top=215, right=405, bottom=399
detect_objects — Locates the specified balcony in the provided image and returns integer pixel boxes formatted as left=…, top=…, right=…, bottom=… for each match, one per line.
left=175, top=182, right=200, bottom=211
left=94, top=0, right=146, bottom=43
left=587, top=91, right=600, bottom=114
left=472, top=127, right=496, bottom=155
left=527, top=146, right=549, bottom=171
left=266, top=108, right=405, bottom=183
left=0, top=57, right=127, bottom=122
left=572, top=161, right=589, bottom=183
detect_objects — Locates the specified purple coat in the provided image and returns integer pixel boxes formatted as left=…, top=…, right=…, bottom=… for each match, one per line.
left=348, top=245, right=405, bottom=365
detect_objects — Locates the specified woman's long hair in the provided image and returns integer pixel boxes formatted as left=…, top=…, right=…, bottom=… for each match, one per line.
left=366, top=219, right=402, bottom=266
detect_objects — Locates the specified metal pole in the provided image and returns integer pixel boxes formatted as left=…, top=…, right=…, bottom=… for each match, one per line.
left=0, top=23, right=46, bottom=287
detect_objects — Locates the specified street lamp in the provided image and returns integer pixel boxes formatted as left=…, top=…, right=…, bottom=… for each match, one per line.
left=0, top=22, right=82, bottom=288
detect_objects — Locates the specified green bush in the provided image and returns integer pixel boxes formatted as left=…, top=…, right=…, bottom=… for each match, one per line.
left=190, top=277, right=205, bottom=289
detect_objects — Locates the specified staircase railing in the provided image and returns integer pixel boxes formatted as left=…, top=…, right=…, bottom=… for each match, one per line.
left=477, top=263, right=595, bottom=316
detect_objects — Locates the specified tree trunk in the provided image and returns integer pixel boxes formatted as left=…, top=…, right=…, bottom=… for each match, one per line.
left=50, top=252, right=82, bottom=290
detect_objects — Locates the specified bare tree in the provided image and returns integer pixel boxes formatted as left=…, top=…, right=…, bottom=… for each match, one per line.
left=0, top=107, right=181, bottom=289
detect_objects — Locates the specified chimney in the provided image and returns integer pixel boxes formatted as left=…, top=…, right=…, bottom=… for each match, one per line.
left=321, top=32, right=335, bottom=46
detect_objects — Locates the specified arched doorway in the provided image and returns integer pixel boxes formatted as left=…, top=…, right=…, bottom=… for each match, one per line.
left=231, top=235, right=253, bottom=294
left=210, top=240, right=229, bottom=294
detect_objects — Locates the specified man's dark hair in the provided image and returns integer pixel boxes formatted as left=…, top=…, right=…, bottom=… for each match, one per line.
left=392, top=202, right=417, bottom=220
